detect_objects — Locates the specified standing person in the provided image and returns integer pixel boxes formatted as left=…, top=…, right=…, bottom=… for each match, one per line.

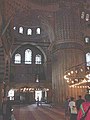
left=6, top=97, right=12, bottom=120
left=10, top=109, right=16, bottom=120
left=64, top=97, right=69, bottom=117
left=2, top=97, right=7, bottom=120
left=76, top=95, right=85, bottom=111
left=2, top=97, right=12, bottom=120
left=77, top=94, right=90, bottom=120
left=69, top=97, right=77, bottom=120
left=40, top=97, right=43, bottom=106
left=37, top=96, right=39, bottom=107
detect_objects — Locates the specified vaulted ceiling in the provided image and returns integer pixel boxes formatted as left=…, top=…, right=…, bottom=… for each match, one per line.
left=0, top=0, right=90, bottom=55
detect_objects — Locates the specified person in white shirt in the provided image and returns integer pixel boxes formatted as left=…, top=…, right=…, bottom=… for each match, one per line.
left=69, top=97, right=77, bottom=120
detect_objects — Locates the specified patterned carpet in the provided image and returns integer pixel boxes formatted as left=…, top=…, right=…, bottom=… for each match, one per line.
left=13, top=104, right=68, bottom=120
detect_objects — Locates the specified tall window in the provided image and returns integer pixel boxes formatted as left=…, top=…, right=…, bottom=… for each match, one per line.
left=81, top=12, right=85, bottom=19
left=25, top=49, right=32, bottom=64
left=35, top=54, right=42, bottom=64
left=19, top=27, right=23, bottom=34
left=27, top=28, right=32, bottom=35
left=36, top=28, right=41, bottom=34
left=14, top=53, right=21, bottom=64
left=86, top=14, right=89, bottom=21
left=86, top=53, right=90, bottom=66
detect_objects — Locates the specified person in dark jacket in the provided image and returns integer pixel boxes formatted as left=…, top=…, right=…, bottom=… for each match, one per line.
left=64, top=97, right=69, bottom=116
left=77, top=94, right=90, bottom=120
left=76, top=95, right=85, bottom=111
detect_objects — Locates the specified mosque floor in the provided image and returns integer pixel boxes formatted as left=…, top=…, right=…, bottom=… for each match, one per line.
left=12, top=103, right=69, bottom=120
left=0, top=103, right=70, bottom=120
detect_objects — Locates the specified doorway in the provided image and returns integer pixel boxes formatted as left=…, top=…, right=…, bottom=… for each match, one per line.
left=35, top=90, right=42, bottom=101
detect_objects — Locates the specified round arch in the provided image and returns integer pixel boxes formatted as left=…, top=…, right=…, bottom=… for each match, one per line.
left=11, top=42, right=47, bottom=63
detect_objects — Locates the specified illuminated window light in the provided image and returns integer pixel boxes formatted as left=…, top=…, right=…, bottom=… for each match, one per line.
left=19, top=27, right=23, bottom=34
left=85, top=37, right=89, bottom=43
left=27, top=28, right=32, bottom=35
left=81, top=12, right=85, bottom=19
left=86, top=14, right=89, bottom=21
left=36, top=28, right=41, bottom=34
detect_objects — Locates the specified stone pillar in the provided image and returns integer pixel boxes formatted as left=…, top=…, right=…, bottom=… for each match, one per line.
left=51, top=3, right=85, bottom=104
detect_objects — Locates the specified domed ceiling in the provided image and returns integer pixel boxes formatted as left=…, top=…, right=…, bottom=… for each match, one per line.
left=0, top=0, right=89, bottom=54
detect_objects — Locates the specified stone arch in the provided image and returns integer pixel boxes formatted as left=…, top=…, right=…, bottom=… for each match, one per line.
left=11, top=42, right=47, bottom=63
left=13, top=10, right=55, bottom=43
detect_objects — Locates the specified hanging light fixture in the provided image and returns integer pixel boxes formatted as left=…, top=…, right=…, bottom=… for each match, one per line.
left=64, top=62, right=90, bottom=87
left=36, top=75, right=39, bottom=83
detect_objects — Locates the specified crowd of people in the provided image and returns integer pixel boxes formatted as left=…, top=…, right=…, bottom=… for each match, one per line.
left=64, top=94, right=90, bottom=120
left=1, top=94, right=90, bottom=120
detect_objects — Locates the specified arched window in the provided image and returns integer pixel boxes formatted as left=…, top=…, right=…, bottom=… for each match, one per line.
left=25, top=49, right=32, bottom=64
left=35, top=54, right=42, bottom=64
left=36, top=28, right=41, bottom=34
left=14, top=53, right=21, bottom=64
left=85, top=37, right=89, bottom=43
left=19, top=27, right=23, bottom=34
left=86, top=53, right=90, bottom=66
left=27, top=28, right=32, bottom=35
left=81, top=11, right=85, bottom=19
left=86, top=14, right=89, bottom=21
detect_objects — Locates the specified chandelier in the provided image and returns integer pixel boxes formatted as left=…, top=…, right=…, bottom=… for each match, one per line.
left=64, top=62, right=90, bottom=87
